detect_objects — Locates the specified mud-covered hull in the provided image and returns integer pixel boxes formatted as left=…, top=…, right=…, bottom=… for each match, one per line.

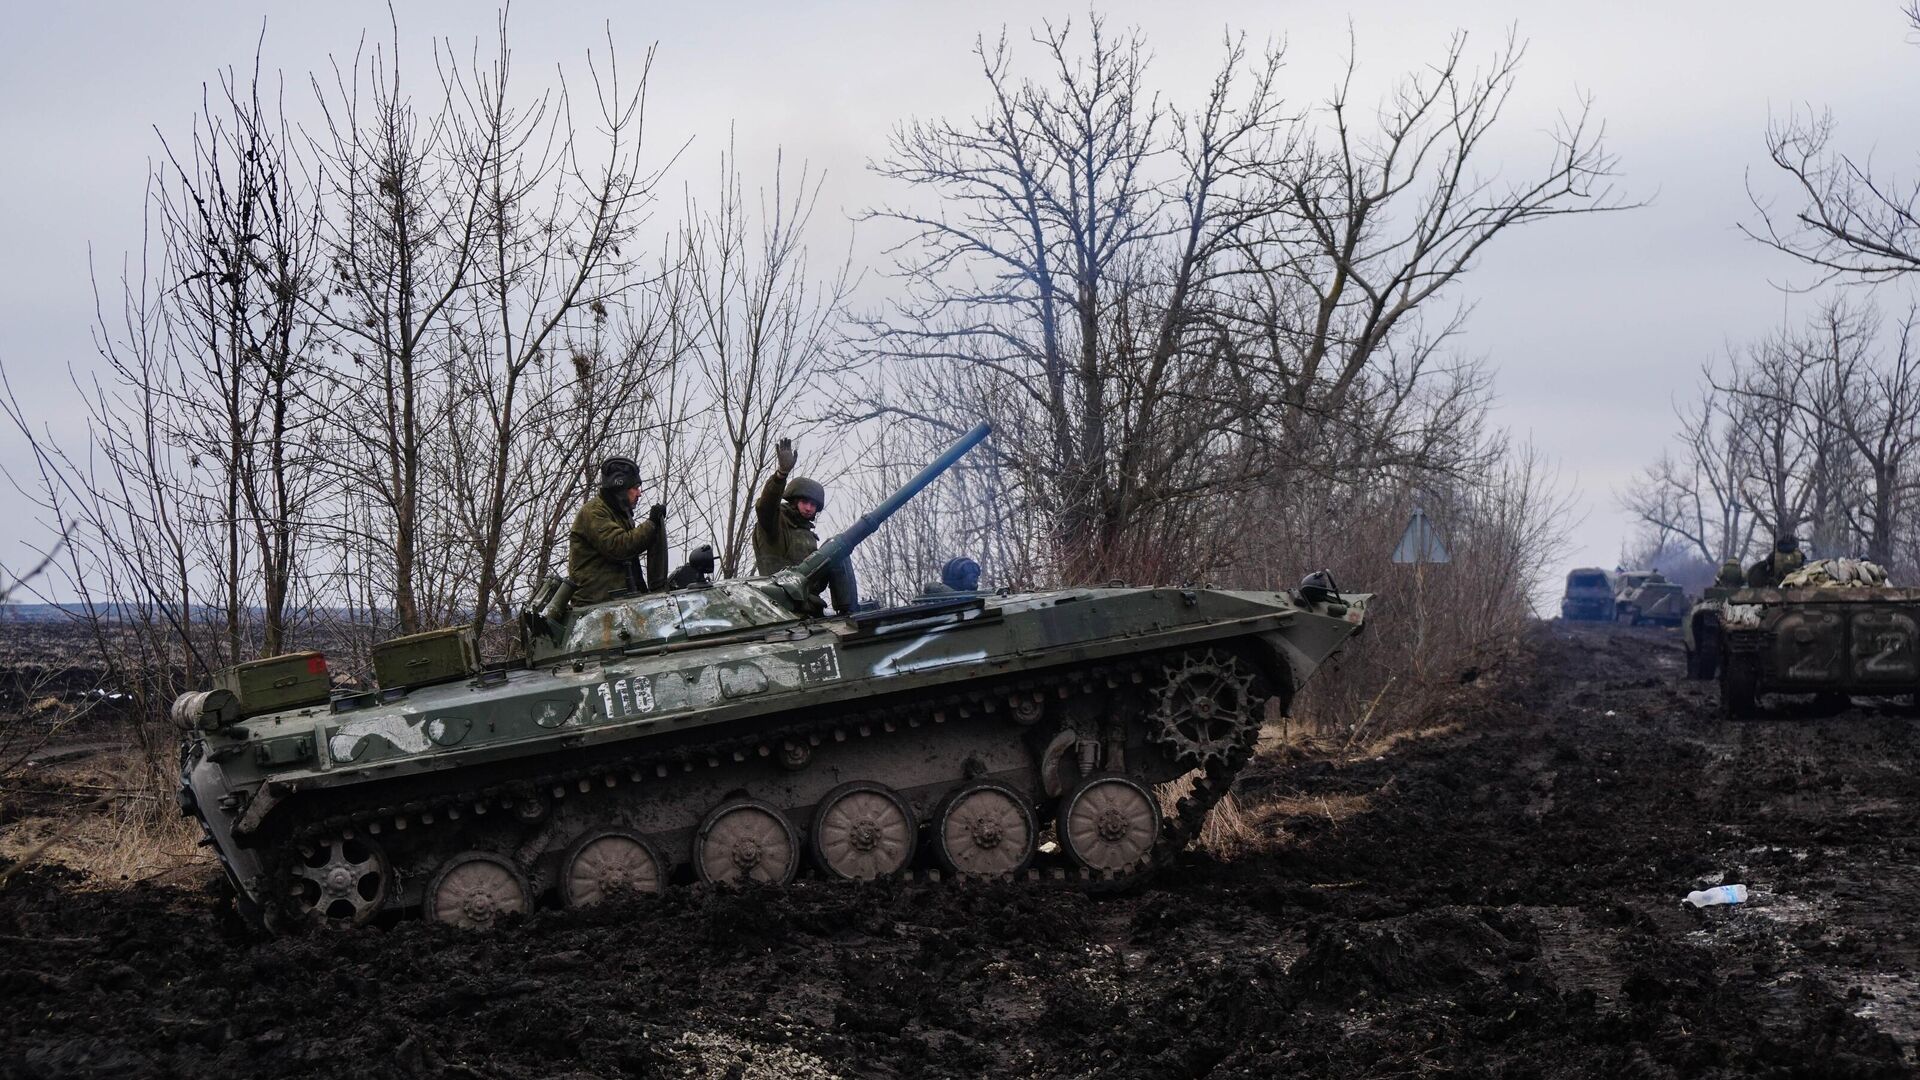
left=1716, top=587, right=1920, bottom=716
left=182, top=586, right=1367, bottom=928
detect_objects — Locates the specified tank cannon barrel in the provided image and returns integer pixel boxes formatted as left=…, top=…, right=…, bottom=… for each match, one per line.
left=795, top=421, right=991, bottom=595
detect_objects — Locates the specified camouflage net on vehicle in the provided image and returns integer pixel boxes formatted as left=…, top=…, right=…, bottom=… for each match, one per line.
left=1724, top=558, right=1893, bottom=628
left=1779, top=558, right=1890, bottom=588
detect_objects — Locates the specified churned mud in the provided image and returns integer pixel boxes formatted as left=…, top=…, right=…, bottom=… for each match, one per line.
left=3, top=621, right=1917, bottom=1078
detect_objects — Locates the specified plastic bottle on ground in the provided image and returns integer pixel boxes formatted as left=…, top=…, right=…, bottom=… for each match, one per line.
left=1684, top=884, right=1749, bottom=908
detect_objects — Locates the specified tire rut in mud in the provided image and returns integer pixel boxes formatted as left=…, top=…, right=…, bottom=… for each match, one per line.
left=3, top=619, right=1916, bottom=1078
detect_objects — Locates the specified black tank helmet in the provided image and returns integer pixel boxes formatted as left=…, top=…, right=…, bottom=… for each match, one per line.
left=1776, top=535, right=1799, bottom=554
left=941, top=556, right=982, bottom=592
left=599, top=456, right=641, bottom=491
left=784, top=476, right=826, bottom=511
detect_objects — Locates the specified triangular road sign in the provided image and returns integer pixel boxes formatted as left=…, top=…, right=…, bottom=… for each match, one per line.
left=1392, top=507, right=1450, bottom=564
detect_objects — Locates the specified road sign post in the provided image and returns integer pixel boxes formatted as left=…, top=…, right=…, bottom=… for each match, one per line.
left=1393, top=508, right=1451, bottom=678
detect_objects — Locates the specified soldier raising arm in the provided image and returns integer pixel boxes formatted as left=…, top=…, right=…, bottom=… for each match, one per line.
left=752, top=437, right=861, bottom=612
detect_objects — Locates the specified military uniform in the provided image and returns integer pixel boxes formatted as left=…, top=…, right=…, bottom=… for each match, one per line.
left=569, top=492, right=658, bottom=603
left=753, top=467, right=819, bottom=574
left=1746, top=549, right=1806, bottom=589
left=753, top=466, right=859, bottom=612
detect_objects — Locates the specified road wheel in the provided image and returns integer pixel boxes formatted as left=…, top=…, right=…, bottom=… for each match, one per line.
left=561, top=829, right=665, bottom=907
left=695, top=798, right=799, bottom=886
left=1057, top=775, right=1160, bottom=875
left=426, top=852, right=529, bottom=930
left=810, top=782, right=917, bottom=880
left=284, top=836, right=390, bottom=930
left=934, top=781, right=1036, bottom=878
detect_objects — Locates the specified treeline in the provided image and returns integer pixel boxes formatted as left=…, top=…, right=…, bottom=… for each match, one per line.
left=1623, top=7, right=1920, bottom=585
left=3, top=14, right=1610, bottom=741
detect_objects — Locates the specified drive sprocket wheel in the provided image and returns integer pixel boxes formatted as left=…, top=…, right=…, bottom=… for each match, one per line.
left=284, top=836, right=390, bottom=929
left=1149, top=650, right=1261, bottom=767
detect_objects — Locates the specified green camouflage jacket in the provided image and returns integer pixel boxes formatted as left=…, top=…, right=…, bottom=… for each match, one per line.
left=1745, top=550, right=1806, bottom=589
left=752, top=469, right=817, bottom=575
left=569, top=492, right=658, bottom=602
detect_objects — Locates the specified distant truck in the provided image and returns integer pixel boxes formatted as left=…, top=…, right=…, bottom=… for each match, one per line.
left=1613, top=571, right=1688, bottom=627
left=1713, top=583, right=1920, bottom=718
left=1560, top=568, right=1617, bottom=621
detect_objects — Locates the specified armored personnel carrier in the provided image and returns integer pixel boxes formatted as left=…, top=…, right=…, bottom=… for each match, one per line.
left=1613, top=570, right=1687, bottom=627
left=176, top=423, right=1370, bottom=930
left=1712, top=562, right=1920, bottom=718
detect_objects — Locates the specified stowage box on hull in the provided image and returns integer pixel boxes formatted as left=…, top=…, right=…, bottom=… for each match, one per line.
left=372, top=627, right=479, bottom=690
left=216, top=652, right=330, bottom=717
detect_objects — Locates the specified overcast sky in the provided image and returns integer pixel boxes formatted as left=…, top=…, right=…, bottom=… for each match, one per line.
left=3, top=1, right=1917, bottom=590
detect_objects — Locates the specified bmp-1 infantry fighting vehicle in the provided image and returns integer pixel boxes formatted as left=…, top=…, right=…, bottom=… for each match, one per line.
left=1560, top=568, right=1617, bottom=622
left=1613, top=571, right=1687, bottom=627
left=1710, top=568, right=1920, bottom=718
left=176, top=423, right=1370, bottom=930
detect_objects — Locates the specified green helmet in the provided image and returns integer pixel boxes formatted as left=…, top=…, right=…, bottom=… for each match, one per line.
left=784, top=476, right=826, bottom=510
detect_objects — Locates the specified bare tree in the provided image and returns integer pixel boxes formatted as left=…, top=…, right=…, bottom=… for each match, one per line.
left=305, top=24, right=489, bottom=634
left=679, top=143, right=849, bottom=577
left=1639, top=297, right=1920, bottom=570
left=1743, top=7, right=1920, bottom=282
left=434, top=23, right=665, bottom=636
left=154, top=56, right=331, bottom=658
left=855, top=19, right=1627, bottom=584
left=1620, top=383, right=1756, bottom=566
left=852, top=20, right=1298, bottom=580
left=1256, top=29, right=1625, bottom=425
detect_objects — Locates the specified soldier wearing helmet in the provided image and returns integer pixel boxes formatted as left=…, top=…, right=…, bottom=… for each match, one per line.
left=1745, top=535, right=1806, bottom=588
left=1716, top=559, right=1746, bottom=589
left=754, top=437, right=860, bottom=612
left=568, top=455, right=665, bottom=603
left=917, top=555, right=984, bottom=598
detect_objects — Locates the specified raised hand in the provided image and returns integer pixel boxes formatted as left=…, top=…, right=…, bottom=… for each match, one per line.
left=776, top=437, right=798, bottom=473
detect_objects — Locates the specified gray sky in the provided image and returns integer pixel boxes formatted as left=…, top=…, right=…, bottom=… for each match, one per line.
left=3, top=1, right=1917, bottom=586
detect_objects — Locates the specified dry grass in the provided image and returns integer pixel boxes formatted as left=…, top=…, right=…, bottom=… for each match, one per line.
left=1158, top=701, right=1469, bottom=864
left=0, top=740, right=213, bottom=886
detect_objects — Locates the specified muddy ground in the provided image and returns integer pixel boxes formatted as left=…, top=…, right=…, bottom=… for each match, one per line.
left=3, top=621, right=1917, bottom=1079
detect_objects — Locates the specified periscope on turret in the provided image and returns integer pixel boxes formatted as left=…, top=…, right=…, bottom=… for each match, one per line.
left=175, top=421, right=1372, bottom=931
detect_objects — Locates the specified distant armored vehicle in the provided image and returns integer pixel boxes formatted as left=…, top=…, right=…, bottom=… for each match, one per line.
left=176, top=423, right=1371, bottom=930
left=1712, top=561, right=1917, bottom=718
left=1560, top=568, right=1617, bottom=622
left=1613, top=571, right=1687, bottom=627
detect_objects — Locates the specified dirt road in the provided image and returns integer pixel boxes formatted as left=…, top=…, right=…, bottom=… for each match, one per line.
left=3, top=621, right=1916, bottom=1078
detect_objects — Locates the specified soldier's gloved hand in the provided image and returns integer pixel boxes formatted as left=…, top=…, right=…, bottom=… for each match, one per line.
left=776, top=437, right=798, bottom=473
left=648, top=503, right=666, bottom=525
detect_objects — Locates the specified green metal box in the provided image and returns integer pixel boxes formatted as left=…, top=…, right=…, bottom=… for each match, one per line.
left=216, top=652, right=331, bottom=717
left=372, top=627, right=479, bottom=690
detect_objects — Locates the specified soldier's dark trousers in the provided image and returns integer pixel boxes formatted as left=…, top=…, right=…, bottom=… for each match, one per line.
left=827, top=557, right=861, bottom=614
